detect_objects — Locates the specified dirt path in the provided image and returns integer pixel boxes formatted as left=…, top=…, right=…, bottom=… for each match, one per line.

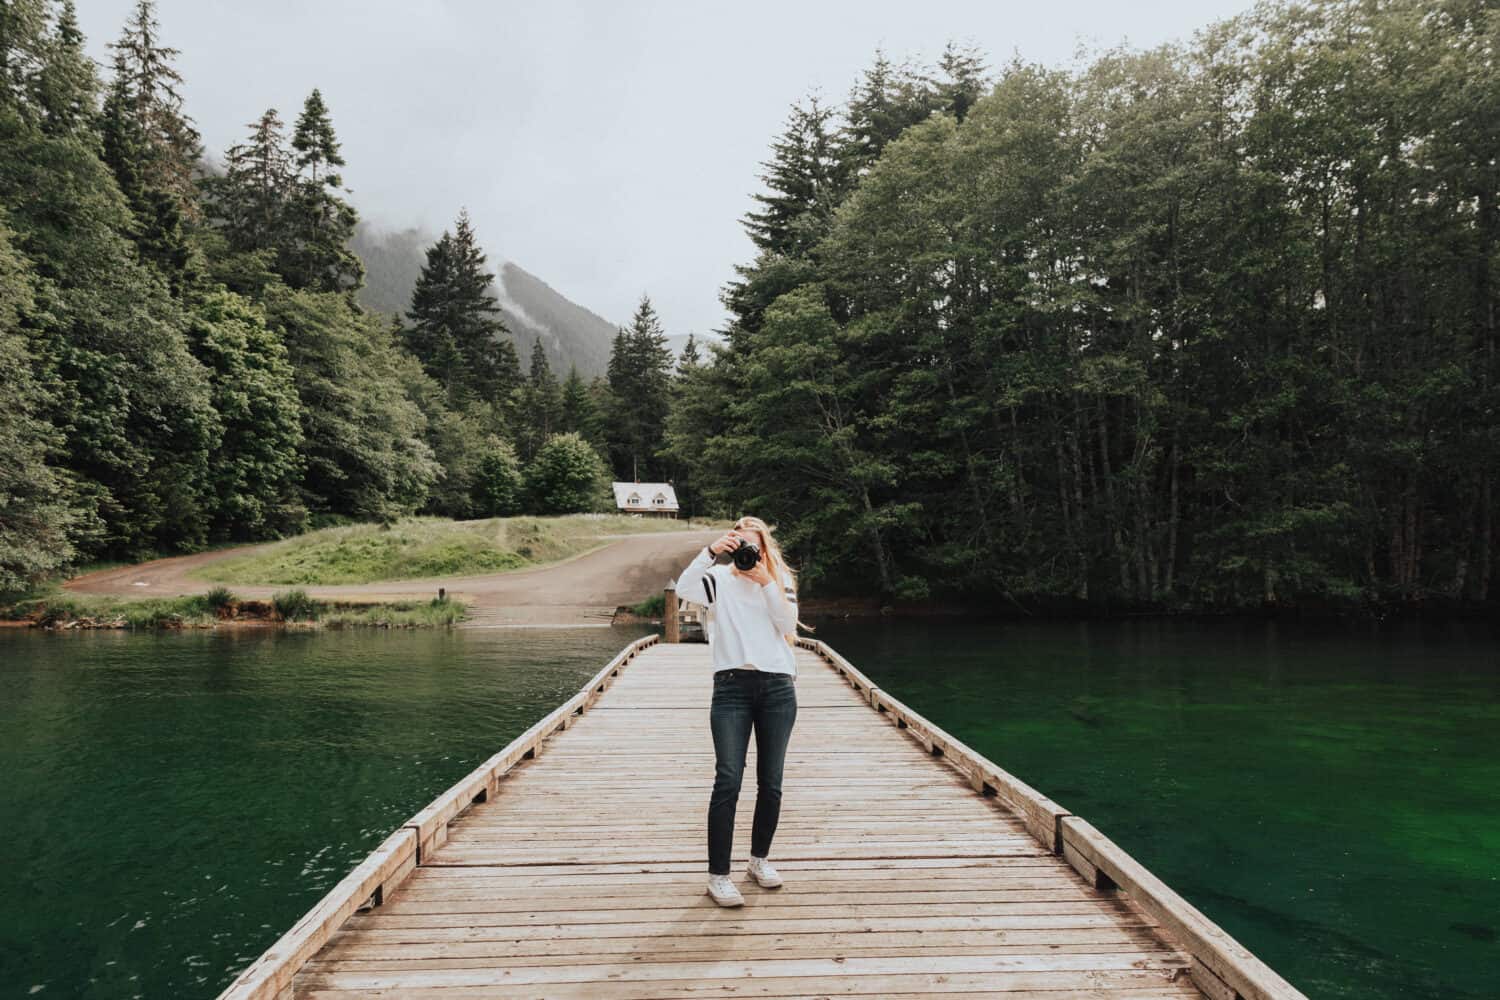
left=64, top=529, right=719, bottom=627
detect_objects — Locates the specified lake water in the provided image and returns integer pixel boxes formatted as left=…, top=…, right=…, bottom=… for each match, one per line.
left=810, top=618, right=1500, bottom=1000
left=0, top=619, right=1495, bottom=998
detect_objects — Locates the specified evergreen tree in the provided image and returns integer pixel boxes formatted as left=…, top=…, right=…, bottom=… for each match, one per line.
left=1, top=89, right=216, bottom=557
left=0, top=219, right=77, bottom=591
left=101, top=0, right=201, bottom=287
left=291, top=88, right=341, bottom=184
left=185, top=289, right=306, bottom=539
left=0, top=0, right=48, bottom=120
left=517, top=335, right=565, bottom=461
left=558, top=363, right=607, bottom=456
left=585, top=374, right=614, bottom=457
left=660, top=332, right=713, bottom=520
left=404, top=209, right=520, bottom=409
left=32, top=0, right=94, bottom=136
left=741, top=96, right=843, bottom=259
left=110, top=0, right=200, bottom=193
left=264, top=286, right=436, bottom=521
left=393, top=342, right=507, bottom=520
left=840, top=50, right=941, bottom=177
left=723, top=95, right=848, bottom=341
left=201, top=108, right=293, bottom=260
left=676, top=332, right=702, bottom=373
left=404, top=228, right=461, bottom=392
left=934, top=41, right=989, bottom=123
left=279, top=88, right=361, bottom=292
left=98, top=50, right=148, bottom=220
left=604, top=295, right=674, bottom=481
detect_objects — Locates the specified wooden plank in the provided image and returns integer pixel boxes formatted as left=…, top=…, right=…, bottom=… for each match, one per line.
left=323, top=931, right=1161, bottom=959
left=293, top=952, right=1193, bottom=989
left=333, top=912, right=1165, bottom=938
left=298, top=984, right=1200, bottom=1000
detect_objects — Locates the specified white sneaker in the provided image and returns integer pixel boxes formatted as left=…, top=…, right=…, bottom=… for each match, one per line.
left=706, top=873, right=744, bottom=906
left=746, top=855, right=783, bottom=888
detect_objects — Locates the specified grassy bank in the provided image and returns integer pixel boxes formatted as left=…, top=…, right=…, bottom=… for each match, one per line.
left=320, top=597, right=467, bottom=628
left=3, top=591, right=228, bottom=628
left=193, top=514, right=716, bottom=586
left=2, top=587, right=468, bottom=629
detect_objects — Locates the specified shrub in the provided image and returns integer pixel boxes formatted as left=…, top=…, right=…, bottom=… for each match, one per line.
left=473, top=438, right=524, bottom=517
left=272, top=588, right=320, bottom=621
left=521, top=433, right=609, bottom=514
left=204, top=585, right=237, bottom=610
left=632, top=593, right=666, bottom=617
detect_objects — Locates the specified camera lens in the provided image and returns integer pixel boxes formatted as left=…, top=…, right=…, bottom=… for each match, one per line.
left=732, top=542, right=760, bottom=571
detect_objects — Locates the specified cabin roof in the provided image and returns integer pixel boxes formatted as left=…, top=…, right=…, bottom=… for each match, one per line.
left=611, top=481, right=680, bottom=510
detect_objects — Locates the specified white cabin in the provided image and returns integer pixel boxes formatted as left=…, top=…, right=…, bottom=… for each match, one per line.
left=611, top=481, right=680, bottom=519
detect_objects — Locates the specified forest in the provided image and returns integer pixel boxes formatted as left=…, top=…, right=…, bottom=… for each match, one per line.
left=0, top=0, right=680, bottom=591
left=670, top=0, right=1499, bottom=609
left=1, top=0, right=1496, bottom=612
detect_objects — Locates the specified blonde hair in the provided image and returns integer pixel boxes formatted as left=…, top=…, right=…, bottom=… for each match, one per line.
left=733, top=515, right=816, bottom=637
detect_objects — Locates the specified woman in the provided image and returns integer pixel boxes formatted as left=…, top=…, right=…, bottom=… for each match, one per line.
left=674, top=516, right=811, bottom=907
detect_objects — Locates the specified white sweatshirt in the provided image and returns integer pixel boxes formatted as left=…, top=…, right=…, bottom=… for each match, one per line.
left=674, top=546, right=799, bottom=676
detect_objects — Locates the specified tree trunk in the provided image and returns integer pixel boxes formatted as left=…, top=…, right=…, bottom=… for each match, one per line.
left=1453, top=487, right=1473, bottom=598
left=1054, top=420, right=1084, bottom=601
left=1067, top=410, right=1088, bottom=601
left=944, top=367, right=995, bottom=548
left=860, top=486, right=895, bottom=600
left=1097, top=399, right=1129, bottom=595
left=1479, top=473, right=1492, bottom=602
left=1007, top=406, right=1024, bottom=522
left=1405, top=489, right=1420, bottom=592
left=1137, top=472, right=1155, bottom=599
left=1164, top=432, right=1179, bottom=597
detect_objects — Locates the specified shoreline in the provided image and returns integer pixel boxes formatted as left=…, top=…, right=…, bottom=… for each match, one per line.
left=615, top=595, right=1500, bottom=627
left=10, top=596, right=1496, bottom=631
left=1, top=595, right=467, bottom=631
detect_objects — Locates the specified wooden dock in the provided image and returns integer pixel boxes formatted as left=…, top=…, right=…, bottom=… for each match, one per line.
left=219, top=635, right=1307, bottom=1000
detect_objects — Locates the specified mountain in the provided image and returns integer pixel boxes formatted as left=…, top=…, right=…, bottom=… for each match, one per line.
left=350, top=222, right=637, bottom=380
left=491, top=260, right=618, bottom=379
left=350, top=222, right=428, bottom=318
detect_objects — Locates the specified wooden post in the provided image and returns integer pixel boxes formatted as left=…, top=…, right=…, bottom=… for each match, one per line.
left=664, top=582, right=679, bottom=643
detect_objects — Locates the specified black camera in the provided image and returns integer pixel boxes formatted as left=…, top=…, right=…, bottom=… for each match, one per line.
left=713, top=539, right=761, bottom=571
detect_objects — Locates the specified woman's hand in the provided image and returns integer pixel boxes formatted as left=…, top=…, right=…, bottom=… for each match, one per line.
left=710, top=530, right=747, bottom=555
left=734, top=560, right=774, bottom=587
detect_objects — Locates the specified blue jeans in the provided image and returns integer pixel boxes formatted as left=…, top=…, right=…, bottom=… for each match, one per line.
left=707, top=668, right=797, bottom=875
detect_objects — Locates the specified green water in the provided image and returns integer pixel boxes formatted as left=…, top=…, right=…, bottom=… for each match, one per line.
left=0, top=626, right=655, bottom=998
left=0, top=621, right=1495, bottom=998
left=810, top=619, right=1500, bottom=1000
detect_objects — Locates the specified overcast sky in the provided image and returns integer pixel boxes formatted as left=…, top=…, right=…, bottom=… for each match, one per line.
left=79, top=0, right=1253, bottom=337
